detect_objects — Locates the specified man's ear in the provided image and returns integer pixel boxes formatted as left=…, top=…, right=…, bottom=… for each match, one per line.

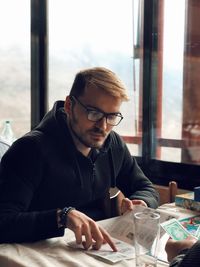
left=64, top=96, right=71, bottom=114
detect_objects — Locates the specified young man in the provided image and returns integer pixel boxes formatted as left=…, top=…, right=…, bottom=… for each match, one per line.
left=0, top=67, right=158, bottom=250
left=165, top=236, right=200, bottom=267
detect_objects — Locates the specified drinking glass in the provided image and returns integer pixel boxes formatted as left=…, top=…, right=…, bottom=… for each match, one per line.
left=133, top=211, right=160, bottom=267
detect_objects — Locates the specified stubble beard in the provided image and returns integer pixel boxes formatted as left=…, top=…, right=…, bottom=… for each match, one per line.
left=68, top=114, right=107, bottom=149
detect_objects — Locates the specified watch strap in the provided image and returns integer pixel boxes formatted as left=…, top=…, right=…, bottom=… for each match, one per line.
left=59, top=207, right=75, bottom=228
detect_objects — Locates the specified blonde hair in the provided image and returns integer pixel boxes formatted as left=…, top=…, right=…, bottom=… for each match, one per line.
left=70, top=67, right=129, bottom=101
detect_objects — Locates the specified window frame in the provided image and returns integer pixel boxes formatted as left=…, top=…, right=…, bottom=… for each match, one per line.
left=138, top=0, right=200, bottom=189
left=31, top=0, right=48, bottom=129
left=30, top=0, right=200, bottom=190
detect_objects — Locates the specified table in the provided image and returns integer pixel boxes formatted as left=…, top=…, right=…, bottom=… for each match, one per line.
left=0, top=231, right=168, bottom=267
left=0, top=204, right=196, bottom=267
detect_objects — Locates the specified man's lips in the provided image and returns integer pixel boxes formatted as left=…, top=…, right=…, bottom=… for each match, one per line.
left=90, top=131, right=106, bottom=139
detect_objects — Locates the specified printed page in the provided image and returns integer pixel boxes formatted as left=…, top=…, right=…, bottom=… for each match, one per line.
left=66, top=205, right=178, bottom=263
left=67, top=238, right=135, bottom=264
left=102, top=205, right=179, bottom=244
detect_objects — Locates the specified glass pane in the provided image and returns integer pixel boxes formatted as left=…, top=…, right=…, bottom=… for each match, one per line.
left=153, top=0, right=200, bottom=165
left=49, top=0, right=141, bottom=156
left=161, top=0, right=185, bottom=161
left=0, top=0, right=30, bottom=142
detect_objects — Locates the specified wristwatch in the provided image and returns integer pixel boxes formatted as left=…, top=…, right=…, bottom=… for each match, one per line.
left=58, top=207, right=76, bottom=228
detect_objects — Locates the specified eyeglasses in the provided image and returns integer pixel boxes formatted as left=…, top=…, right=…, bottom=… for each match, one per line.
left=70, top=95, right=123, bottom=126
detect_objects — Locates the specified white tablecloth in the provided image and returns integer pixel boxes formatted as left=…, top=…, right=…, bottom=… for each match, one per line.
left=0, top=233, right=168, bottom=267
left=1, top=203, right=194, bottom=267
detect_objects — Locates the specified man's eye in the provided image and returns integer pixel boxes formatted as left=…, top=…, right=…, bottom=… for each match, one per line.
left=89, top=110, right=101, bottom=117
left=107, top=114, right=117, bottom=120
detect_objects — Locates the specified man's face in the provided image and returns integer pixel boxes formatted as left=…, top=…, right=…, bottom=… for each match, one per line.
left=66, top=86, right=122, bottom=149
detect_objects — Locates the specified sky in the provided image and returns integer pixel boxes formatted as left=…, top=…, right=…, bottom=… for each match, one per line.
left=0, top=0, right=30, bottom=49
left=0, top=0, right=186, bottom=142
left=49, top=0, right=133, bottom=54
left=0, top=0, right=185, bottom=69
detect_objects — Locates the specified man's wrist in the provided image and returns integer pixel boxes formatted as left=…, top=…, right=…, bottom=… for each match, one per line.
left=57, top=207, right=76, bottom=228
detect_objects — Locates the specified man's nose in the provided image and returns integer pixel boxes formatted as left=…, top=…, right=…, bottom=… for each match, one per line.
left=95, top=116, right=108, bottom=130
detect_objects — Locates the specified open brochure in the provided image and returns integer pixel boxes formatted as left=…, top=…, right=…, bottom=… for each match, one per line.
left=66, top=205, right=179, bottom=264
left=67, top=237, right=135, bottom=264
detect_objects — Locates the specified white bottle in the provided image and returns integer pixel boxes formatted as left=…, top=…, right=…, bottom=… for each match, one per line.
left=0, top=120, right=16, bottom=145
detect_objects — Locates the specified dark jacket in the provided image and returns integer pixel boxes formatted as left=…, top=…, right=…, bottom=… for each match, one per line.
left=169, top=241, right=200, bottom=267
left=0, top=101, right=158, bottom=243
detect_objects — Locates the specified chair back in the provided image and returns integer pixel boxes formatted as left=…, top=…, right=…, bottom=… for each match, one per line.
left=154, top=181, right=178, bottom=205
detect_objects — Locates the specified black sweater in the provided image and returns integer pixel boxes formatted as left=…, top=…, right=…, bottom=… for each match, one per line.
left=170, top=241, right=200, bottom=267
left=0, top=101, right=158, bottom=243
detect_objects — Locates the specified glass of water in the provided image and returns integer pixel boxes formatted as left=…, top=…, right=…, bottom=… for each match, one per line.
left=133, top=211, right=160, bottom=267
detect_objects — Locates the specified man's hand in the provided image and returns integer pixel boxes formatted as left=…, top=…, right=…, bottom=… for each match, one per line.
left=120, top=198, right=147, bottom=215
left=66, top=209, right=117, bottom=252
left=165, top=236, right=197, bottom=262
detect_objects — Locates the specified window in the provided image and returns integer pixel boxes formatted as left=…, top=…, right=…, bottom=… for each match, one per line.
left=48, top=0, right=140, bottom=154
left=135, top=0, right=200, bottom=189
left=160, top=0, right=185, bottom=162
left=7, top=0, right=200, bottom=189
left=0, top=1, right=30, bottom=139
left=40, top=0, right=200, bottom=188
left=141, top=0, right=200, bottom=165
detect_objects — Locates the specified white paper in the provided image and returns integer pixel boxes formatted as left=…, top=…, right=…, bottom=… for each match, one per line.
left=103, top=205, right=179, bottom=244
left=67, top=238, right=135, bottom=263
left=66, top=205, right=178, bottom=264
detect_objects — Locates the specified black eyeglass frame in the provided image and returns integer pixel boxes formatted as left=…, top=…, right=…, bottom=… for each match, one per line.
left=70, top=95, right=123, bottom=126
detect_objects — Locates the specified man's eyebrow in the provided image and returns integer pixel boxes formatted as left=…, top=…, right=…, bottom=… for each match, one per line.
left=86, top=105, right=103, bottom=112
left=86, top=105, right=121, bottom=115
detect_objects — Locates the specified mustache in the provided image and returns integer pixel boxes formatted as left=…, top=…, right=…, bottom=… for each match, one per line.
left=90, top=127, right=106, bottom=136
